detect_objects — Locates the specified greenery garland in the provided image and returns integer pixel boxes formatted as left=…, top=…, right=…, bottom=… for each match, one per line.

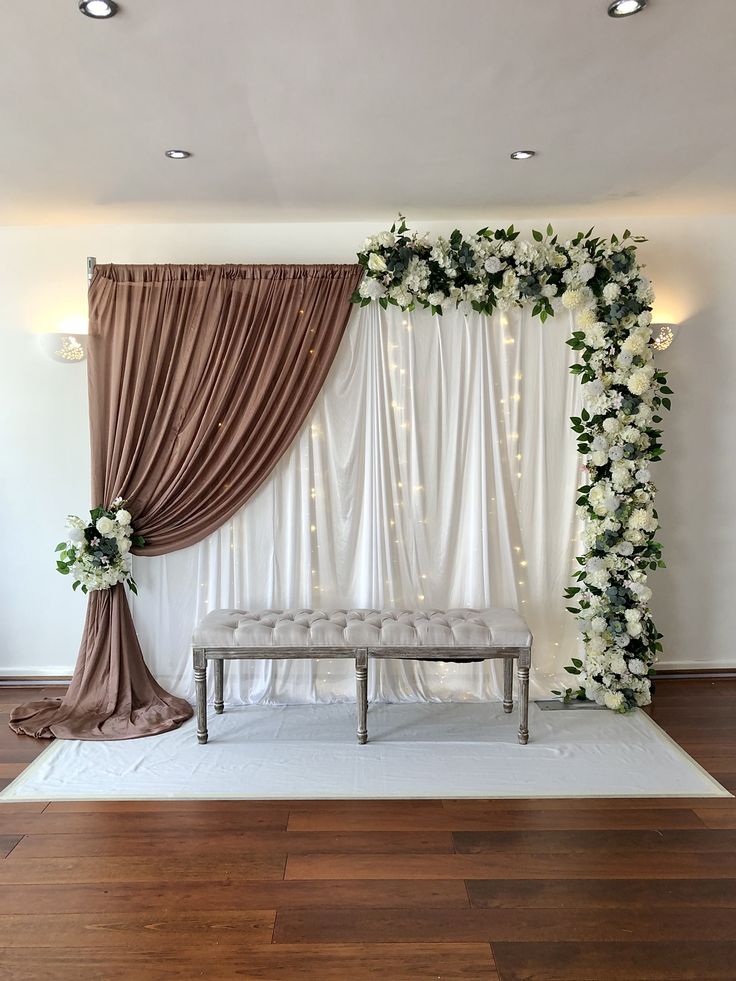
left=352, top=217, right=671, bottom=711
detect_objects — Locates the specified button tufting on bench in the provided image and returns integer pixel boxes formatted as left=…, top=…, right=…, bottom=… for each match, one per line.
left=193, top=607, right=532, bottom=649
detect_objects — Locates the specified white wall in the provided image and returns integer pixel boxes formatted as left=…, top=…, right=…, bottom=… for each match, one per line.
left=0, top=216, right=732, bottom=676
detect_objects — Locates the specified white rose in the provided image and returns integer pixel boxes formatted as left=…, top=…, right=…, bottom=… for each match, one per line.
left=603, top=282, right=621, bottom=304
left=96, top=516, right=115, bottom=537
left=608, top=446, right=624, bottom=462
left=627, top=622, right=642, bottom=637
left=590, top=451, right=607, bottom=467
left=578, top=262, right=596, bottom=283
left=484, top=256, right=503, bottom=274
left=376, top=231, right=395, bottom=248
left=602, top=418, right=621, bottom=434
left=116, top=509, right=132, bottom=526
left=367, top=253, right=387, bottom=273
left=68, top=527, right=85, bottom=543
left=628, top=658, right=647, bottom=675
left=591, top=617, right=607, bottom=634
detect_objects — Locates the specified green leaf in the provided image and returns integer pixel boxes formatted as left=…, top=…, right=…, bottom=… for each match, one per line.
left=55, top=542, right=66, bottom=552
left=532, top=229, right=543, bottom=242
left=72, top=580, right=80, bottom=591
left=546, top=223, right=553, bottom=237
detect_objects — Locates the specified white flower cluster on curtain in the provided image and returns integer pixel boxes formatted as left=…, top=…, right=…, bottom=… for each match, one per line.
left=130, top=303, right=583, bottom=706
left=354, top=219, right=670, bottom=710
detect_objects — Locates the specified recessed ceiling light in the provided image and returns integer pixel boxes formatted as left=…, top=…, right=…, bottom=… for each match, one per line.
left=165, top=150, right=192, bottom=159
left=78, top=0, right=119, bottom=18
left=607, top=0, right=647, bottom=17
left=510, top=150, right=535, bottom=160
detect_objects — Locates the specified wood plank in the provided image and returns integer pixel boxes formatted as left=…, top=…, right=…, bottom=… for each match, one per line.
left=0, top=878, right=470, bottom=915
left=0, top=943, right=499, bottom=981
left=1, top=835, right=22, bottom=858
left=454, top=829, right=736, bottom=854
left=0, top=853, right=287, bottom=884
left=491, top=940, right=736, bottom=980
left=272, top=905, right=736, bottom=943
left=441, top=796, right=736, bottom=811
left=287, top=806, right=707, bottom=831
left=13, top=829, right=455, bottom=859
left=0, top=807, right=289, bottom=835
left=43, top=798, right=445, bottom=814
left=284, top=850, right=736, bottom=880
left=0, top=763, right=26, bottom=777
left=41, top=795, right=736, bottom=813
left=467, top=877, right=736, bottom=908
left=0, top=802, right=48, bottom=813
left=694, top=807, right=736, bottom=829
left=0, top=910, right=276, bottom=948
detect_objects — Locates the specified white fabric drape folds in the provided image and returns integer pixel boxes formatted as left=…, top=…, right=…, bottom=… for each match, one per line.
left=131, top=305, right=583, bottom=704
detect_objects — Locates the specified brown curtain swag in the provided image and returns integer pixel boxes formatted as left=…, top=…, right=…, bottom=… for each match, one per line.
left=10, top=262, right=363, bottom=740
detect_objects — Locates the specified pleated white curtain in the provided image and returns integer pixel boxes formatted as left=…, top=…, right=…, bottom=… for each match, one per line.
left=130, top=304, right=583, bottom=704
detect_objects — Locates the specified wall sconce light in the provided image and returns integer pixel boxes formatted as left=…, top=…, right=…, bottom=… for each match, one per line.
left=651, top=323, right=679, bottom=352
left=38, top=333, right=87, bottom=363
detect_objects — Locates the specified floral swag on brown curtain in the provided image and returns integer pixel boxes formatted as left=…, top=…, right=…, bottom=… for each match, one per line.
left=11, top=263, right=362, bottom=740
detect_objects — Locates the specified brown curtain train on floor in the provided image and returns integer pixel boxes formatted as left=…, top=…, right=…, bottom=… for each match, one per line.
left=10, top=262, right=362, bottom=740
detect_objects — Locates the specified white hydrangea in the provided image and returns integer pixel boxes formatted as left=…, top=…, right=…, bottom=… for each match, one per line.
left=359, top=277, right=386, bottom=300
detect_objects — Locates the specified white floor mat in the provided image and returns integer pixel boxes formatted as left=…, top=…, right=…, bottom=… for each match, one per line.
left=1, top=701, right=728, bottom=801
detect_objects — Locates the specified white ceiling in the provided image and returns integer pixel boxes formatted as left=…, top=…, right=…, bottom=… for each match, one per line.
left=1, top=0, right=734, bottom=224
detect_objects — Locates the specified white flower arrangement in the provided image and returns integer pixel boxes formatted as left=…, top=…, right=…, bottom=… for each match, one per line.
left=55, top=498, right=143, bottom=594
left=353, top=217, right=674, bottom=712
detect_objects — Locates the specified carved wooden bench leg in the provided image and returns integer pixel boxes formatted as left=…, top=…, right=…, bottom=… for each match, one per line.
left=503, top=657, right=514, bottom=713
left=193, top=649, right=208, bottom=745
left=356, top=650, right=368, bottom=744
left=214, top=658, right=224, bottom=715
left=517, top=652, right=530, bottom=745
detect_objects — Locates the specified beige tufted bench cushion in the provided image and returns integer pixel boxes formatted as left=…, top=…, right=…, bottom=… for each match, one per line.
left=192, top=608, right=532, bottom=745
left=193, top=607, right=532, bottom=650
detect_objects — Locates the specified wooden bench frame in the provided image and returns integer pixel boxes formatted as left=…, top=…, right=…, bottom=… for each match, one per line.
left=192, top=644, right=531, bottom=745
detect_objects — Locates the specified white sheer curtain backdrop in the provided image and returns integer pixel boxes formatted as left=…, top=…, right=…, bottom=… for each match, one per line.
left=130, top=304, right=583, bottom=704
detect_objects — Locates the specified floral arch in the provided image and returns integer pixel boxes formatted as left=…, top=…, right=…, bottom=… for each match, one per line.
left=352, top=218, right=671, bottom=711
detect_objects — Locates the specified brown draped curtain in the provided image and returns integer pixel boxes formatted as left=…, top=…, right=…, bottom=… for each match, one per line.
left=10, top=263, right=362, bottom=740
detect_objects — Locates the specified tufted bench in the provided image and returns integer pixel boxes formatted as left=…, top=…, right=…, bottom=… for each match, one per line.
left=192, top=608, right=532, bottom=745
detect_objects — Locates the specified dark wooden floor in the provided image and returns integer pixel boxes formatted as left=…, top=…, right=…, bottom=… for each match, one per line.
left=0, top=679, right=734, bottom=981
